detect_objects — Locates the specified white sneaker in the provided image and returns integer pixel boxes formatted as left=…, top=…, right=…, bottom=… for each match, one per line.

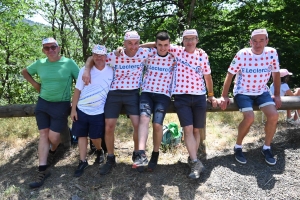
left=291, top=119, right=300, bottom=125
left=286, top=117, right=294, bottom=123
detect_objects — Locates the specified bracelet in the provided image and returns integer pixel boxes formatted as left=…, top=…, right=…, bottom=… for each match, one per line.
left=208, top=92, right=214, bottom=97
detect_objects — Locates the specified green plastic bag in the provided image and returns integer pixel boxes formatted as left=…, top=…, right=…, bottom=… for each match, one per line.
left=168, top=122, right=180, bottom=138
left=161, top=123, right=182, bottom=146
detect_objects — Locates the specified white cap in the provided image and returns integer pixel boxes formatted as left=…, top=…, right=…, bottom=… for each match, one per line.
left=42, top=37, right=58, bottom=45
left=92, top=45, right=107, bottom=55
left=279, top=69, right=293, bottom=77
left=251, top=29, right=268, bottom=38
left=182, top=29, right=198, bottom=37
left=124, top=31, right=140, bottom=40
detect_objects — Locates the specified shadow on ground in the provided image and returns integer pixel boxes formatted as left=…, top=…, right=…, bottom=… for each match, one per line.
left=1, top=126, right=300, bottom=199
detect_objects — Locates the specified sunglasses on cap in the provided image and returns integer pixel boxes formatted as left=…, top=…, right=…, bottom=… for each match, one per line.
left=43, top=45, right=58, bottom=51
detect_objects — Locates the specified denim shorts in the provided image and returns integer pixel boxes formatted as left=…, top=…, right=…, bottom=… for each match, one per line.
left=35, top=97, right=70, bottom=133
left=173, top=94, right=206, bottom=128
left=140, top=92, right=171, bottom=125
left=104, top=89, right=140, bottom=118
left=71, top=108, right=105, bottom=139
left=234, top=92, right=275, bottom=112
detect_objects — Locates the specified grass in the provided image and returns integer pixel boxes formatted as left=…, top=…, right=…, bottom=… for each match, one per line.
left=0, top=111, right=293, bottom=199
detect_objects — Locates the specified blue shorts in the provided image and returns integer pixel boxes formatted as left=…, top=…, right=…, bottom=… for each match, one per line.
left=104, top=89, right=140, bottom=118
left=35, top=97, right=70, bottom=133
left=140, top=92, right=171, bottom=125
left=71, top=108, right=105, bottom=139
left=173, top=94, right=206, bottom=128
left=234, top=92, right=275, bottom=112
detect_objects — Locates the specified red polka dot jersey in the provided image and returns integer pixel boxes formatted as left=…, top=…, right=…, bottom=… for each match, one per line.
left=141, top=52, right=176, bottom=97
left=228, top=47, right=279, bottom=96
left=106, top=48, right=156, bottom=90
left=169, top=45, right=211, bottom=95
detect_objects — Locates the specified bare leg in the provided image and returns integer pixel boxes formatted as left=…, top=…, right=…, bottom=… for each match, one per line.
left=261, top=105, right=278, bottom=146
left=129, top=115, right=140, bottom=151
left=183, top=125, right=197, bottom=160
left=152, top=123, right=163, bottom=152
left=236, top=111, right=254, bottom=145
left=105, top=118, right=118, bottom=155
left=91, top=138, right=102, bottom=150
left=138, top=115, right=151, bottom=150
left=78, top=137, right=88, bottom=161
left=38, top=128, right=50, bottom=165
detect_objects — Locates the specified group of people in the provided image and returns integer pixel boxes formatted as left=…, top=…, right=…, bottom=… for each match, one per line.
left=22, top=28, right=287, bottom=189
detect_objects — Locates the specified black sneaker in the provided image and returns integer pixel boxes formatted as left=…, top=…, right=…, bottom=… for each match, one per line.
left=100, top=155, right=116, bottom=175
left=95, top=149, right=105, bottom=164
left=132, top=152, right=148, bottom=168
left=261, top=149, right=276, bottom=165
left=147, top=151, right=159, bottom=172
left=29, top=169, right=51, bottom=188
left=74, top=160, right=89, bottom=177
left=234, top=147, right=247, bottom=164
left=132, top=151, right=138, bottom=162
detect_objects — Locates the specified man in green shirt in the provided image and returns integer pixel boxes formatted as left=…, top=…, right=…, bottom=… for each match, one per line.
left=22, top=37, right=79, bottom=188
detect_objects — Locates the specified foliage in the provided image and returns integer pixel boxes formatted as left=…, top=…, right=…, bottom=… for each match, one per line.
left=1, top=0, right=300, bottom=104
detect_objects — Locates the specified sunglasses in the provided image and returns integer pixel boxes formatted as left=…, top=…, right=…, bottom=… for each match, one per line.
left=43, top=45, right=58, bottom=51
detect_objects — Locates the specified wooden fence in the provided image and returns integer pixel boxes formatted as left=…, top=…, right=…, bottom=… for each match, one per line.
left=1, top=96, right=299, bottom=149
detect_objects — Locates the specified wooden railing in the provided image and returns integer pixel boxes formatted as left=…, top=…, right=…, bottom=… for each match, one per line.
left=1, top=96, right=299, bottom=149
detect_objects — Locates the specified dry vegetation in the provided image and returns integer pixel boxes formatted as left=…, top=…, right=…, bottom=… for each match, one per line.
left=1, top=112, right=300, bottom=200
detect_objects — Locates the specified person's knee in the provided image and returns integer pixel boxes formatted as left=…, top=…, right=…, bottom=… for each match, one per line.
left=243, top=112, right=255, bottom=124
left=266, top=111, right=279, bottom=122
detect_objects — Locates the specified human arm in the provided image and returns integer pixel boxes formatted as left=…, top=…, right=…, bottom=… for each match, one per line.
left=21, top=68, right=41, bottom=93
left=219, top=72, right=234, bottom=110
left=272, top=71, right=282, bottom=109
left=70, top=89, right=81, bottom=121
left=139, top=42, right=156, bottom=48
left=82, top=56, right=94, bottom=85
left=203, top=74, right=217, bottom=107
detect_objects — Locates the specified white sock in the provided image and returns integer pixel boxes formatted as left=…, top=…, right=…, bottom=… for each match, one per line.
left=263, top=145, right=270, bottom=150
left=235, top=144, right=242, bottom=149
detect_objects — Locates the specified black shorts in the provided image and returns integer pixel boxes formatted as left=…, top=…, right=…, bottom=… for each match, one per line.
left=140, top=92, right=171, bottom=125
left=71, top=108, right=105, bottom=139
left=35, top=97, right=70, bottom=133
left=104, top=89, right=140, bottom=118
left=173, top=94, right=206, bottom=128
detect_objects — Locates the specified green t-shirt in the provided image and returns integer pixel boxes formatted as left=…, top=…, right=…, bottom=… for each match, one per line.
left=27, top=56, right=80, bottom=102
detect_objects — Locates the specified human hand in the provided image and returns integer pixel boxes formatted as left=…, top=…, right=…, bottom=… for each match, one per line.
left=70, top=110, right=78, bottom=122
left=115, top=47, right=124, bottom=56
left=207, top=96, right=218, bottom=108
left=273, top=95, right=282, bottom=109
left=219, top=96, right=230, bottom=110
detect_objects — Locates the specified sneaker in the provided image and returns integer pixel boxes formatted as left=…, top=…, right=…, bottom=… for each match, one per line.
left=234, top=147, right=247, bottom=164
left=286, top=117, right=294, bottom=123
left=74, top=160, right=89, bottom=177
left=47, top=150, right=56, bottom=166
left=290, top=119, right=300, bottom=125
left=132, top=151, right=138, bottom=162
left=29, top=169, right=51, bottom=188
left=188, top=159, right=204, bottom=179
left=147, top=151, right=159, bottom=172
left=99, top=155, right=116, bottom=175
left=95, top=149, right=105, bottom=164
left=261, top=149, right=276, bottom=165
left=132, top=152, right=148, bottom=173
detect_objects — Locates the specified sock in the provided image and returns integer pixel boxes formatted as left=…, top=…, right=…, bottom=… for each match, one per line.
left=138, top=150, right=146, bottom=156
left=235, top=144, right=242, bottom=149
left=38, top=165, right=48, bottom=171
left=263, top=145, right=271, bottom=150
left=49, top=149, right=56, bottom=154
left=107, top=154, right=114, bottom=157
left=152, top=151, right=159, bottom=157
left=193, top=159, right=198, bottom=162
